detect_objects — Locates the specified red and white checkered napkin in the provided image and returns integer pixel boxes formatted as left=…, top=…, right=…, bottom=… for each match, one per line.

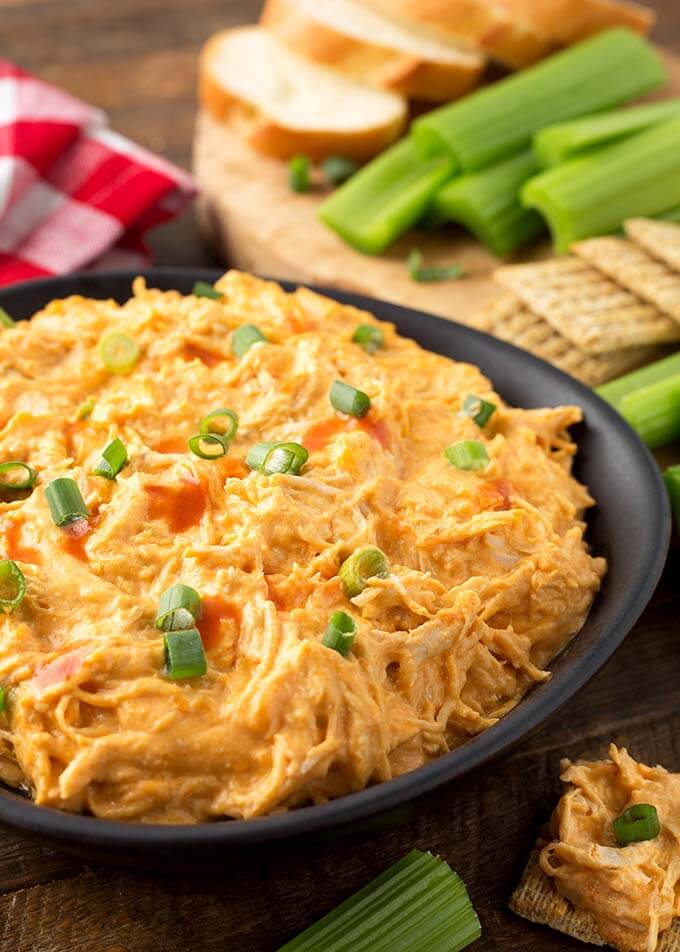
left=0, top=59, right=196, bottom=286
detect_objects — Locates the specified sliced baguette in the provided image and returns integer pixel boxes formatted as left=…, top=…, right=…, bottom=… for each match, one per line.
left=497, top=0, right=655, bottom=46
left=199, top=27, right=408, bottom=161
left=260, top=0, right=485, bottom=103
left=356, top=0, right=551, bottom=68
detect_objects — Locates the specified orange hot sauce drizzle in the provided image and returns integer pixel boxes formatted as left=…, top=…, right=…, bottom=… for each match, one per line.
left=153, top=435, right=189, bottom=455
left=61, top=516, right=97, bottom=562
left=4, top=518, right=41, bottom=565
left=305, top=414, right=391, bottom=453
left=197, top=595, right=241, bottom=650
left=145, top=479, right=207, bottom=532
left=181, top=344, right=223, bottom=368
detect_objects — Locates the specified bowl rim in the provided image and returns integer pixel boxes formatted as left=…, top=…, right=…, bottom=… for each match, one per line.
left=0, top=267, right=670, bottom=851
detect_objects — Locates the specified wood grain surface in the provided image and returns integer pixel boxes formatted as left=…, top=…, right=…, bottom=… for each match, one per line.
left=1, top=3, right=679, bottom=951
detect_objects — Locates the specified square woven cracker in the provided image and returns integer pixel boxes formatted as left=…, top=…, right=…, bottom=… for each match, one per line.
left=470, top=294, right=659, bottom=385
left=495, top=258, right=680, bottom=354
left=626, top=218, right=680, bottom=274
left=510, top=847, right=680, bottom=950
left=572, top=236, right=680, bottom=324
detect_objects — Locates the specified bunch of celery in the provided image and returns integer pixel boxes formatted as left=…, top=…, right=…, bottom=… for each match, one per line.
left=320, top=29, right=666, bottom=259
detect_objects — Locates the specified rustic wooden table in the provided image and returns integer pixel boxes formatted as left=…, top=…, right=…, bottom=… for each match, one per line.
left=1, top=2, right=678, bottom=950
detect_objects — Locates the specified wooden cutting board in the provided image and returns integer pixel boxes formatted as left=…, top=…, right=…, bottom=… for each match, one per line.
left=193, top=49, right=680, bottom=327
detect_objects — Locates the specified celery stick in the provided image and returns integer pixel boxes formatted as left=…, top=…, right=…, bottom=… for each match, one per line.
left=533, top=99, right=680, bottom=168
left=413, top=29, right=665, bottom=171
left=619, top=373, right=680, bottom=449
left=658, top=206, right=680, bottom=224
left=277, top=850, right=481, bottom=952
left=664, top=465, right=680, bottom=532
left=596, top=352, right=680, bottom=410
left=522, top=117, right=680, bottom=254
left=319, top=138, right=457, bottom=255
left=429, top=150, right=544, bottom=256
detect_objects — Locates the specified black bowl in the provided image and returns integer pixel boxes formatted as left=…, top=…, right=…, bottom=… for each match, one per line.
left=0, top=268, right=670, bottom=866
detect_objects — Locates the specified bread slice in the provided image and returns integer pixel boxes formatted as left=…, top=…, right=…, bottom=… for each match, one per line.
left=199, top=27, right=408, bottom=161
left=496, top=0, right=655, bottom=46
left=260, top=0, right=485, bottom=103
left=356, top=0, right=551, bottom=68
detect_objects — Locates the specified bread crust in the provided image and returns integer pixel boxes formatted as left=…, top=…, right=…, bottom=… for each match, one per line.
left=260, top=0, right=484, bottom=102
left=498, top=0, right=654, bottom=45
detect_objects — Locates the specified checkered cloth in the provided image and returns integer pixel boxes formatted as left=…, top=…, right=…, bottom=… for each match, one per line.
left=0, top=59, right=196, bottom=286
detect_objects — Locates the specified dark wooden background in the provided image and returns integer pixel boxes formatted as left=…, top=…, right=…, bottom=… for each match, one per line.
left=1, top=2, right=678, bottom=949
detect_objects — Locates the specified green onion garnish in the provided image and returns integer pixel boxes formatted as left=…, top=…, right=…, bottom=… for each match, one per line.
left=231, top=324, right=268, bottom=358
left=461, top=395, right=497, bottom=428
left=276, top=849, right=481, bottom=952
left=93, top=438, right=128, bottom=480
left=0, top=307, right=15, bottom=328
left=665, top=465, right=680, bottom=533
left=0, top=461, right=37, bottom=491
left=99, top=332, right=140, bottom=374
left=322, top=155, right=359, bottom=187
left=78, top=397, right=96, bottom=420
left=247, top=442, right=309, bottom=476
left=445, top=440, right=490, bottom=471
left=289, top=154, right=311, bottom=193
left=192, top=281, right=223, bottom=300
left=322, top=611, right=357, bottom=657
left=155, top=583, right=202, bottom=632
left=408, top=249, right=464, bottom=283
left=330, top=380, right=371, bottom=418
left=352, top=324, right=384, bottom=354
left=164, top=628, right=207, bottom=680
left=339, top=546, right=389, bottom=599
left=0, top=560, right=26, bottom=613
left=198, top=408, right=239, bottom=442
left=613, top=803, right=660, bottom=846
left=188, top=433, right=230, bottom=459
left=0, top=687, right=5, bottom=713
left=45, top=477, right=89, bottom=527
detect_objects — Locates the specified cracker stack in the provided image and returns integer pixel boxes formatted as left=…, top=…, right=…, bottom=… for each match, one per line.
left=472, top=218, right=680, bottom=386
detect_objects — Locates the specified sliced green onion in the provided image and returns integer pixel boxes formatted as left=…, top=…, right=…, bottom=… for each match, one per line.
left=428, top=149, right=544, bottom=257
left=339, top=546, right=389, bottom=599
left=289, top=155, right=311, bottom=193
left=413, top=29, right=666, bottom=171
left=596, top=351, right=680, bottom=410
left=99, top=332, right=140, bottom=374
left=533, top=98, right=680, bottom=168
left=77, top=397, right=96, bottom=420
left=198, top=408, right=238, bottom=442
left=319, top=137, right=457, bottom=255
left=522, top=117, right=680, bottom=254
left=164, top=628, right=207, bottom=680
left=460, top=395, right=497, bottom=428
left=45, top=477, right=89, bottom=527
left=352, top=324, right=384, bottom=354
left=156, top=583, right=202, bottom=632
left=231, top=324, right=268, bottom=358
left=619, top=373, right=680, bottom=449
left=408, top=249, right=464, bottom=283
left=263, top=442, right=308, bottom=476
left=0, top=306, right=15, bottom=328
left=93, top=438, right=128, bottom=480
left=322, top=610, right=357, bottom=657
left=192, top=281, right=223, bottom=300
left=188, top=433, right=230, bottom=459
left=613, top=803, right=660, bottom=846
left=0, top=687, right=5, bottom=713
left=0, top=560, right=25, bottom=613
left=330, top=381, right=371, bottom=418
left=277, top=849, right=481, bottom=952
left=664, top=465, right=680, bottom=533
left=323, top=155, right=359, bottom=187
left=0, top=461, right=37, bottom=491
left=445, top=440, right=490, bottom=471
left=246, top=442, right=276, bottom=471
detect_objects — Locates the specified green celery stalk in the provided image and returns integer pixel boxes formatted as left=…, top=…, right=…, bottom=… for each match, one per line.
left=522, top=117, right=680, bottom=254
left=619, top=372, right=680, bottom=449
left=428, top=150, right=544, bottom=257
left=664, top=465, right=680, bottom=532
left=319, top=138, right=457, bottom=255
left=277, top=850, right=481, bottom=952
left=533, top=99, right=680, bottom=168
left=412, top=29, right=666, bottom=171
left=658, top=206, right=680, bottom=224
left=596, top=352, right=680, bottom=410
